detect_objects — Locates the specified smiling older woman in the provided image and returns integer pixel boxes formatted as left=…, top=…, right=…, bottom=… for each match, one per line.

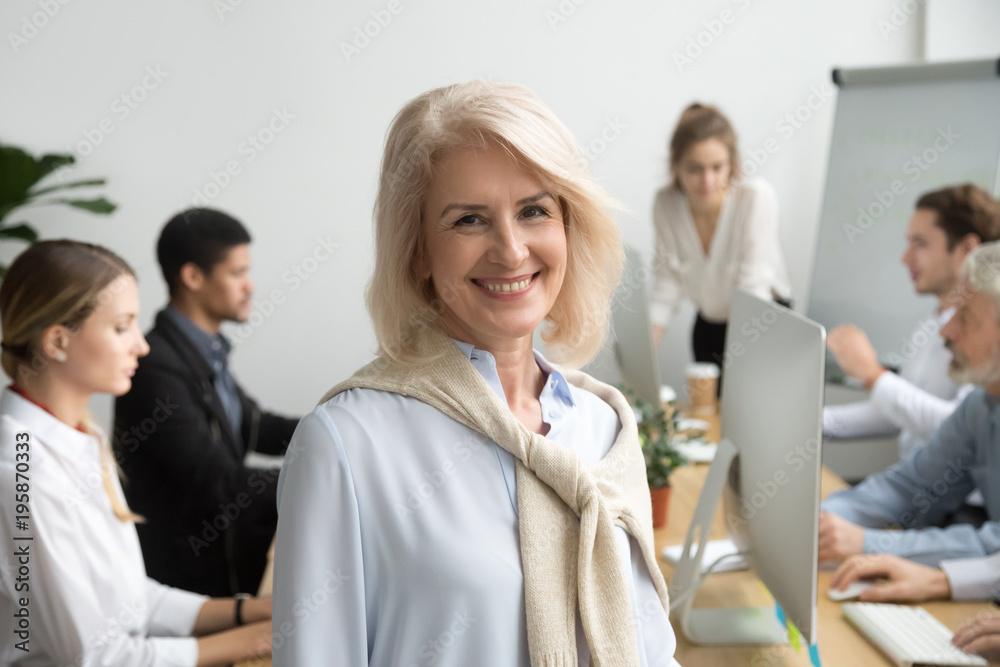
left=272, top=81, right=681, bottom=666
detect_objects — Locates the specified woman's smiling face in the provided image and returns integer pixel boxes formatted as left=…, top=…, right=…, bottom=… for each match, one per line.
left=416, top=144, right=567, bottom=352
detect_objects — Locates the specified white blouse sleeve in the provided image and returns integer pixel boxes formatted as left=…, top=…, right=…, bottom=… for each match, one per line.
left=822, top=401, right=899, bottom=439
left=272, top=406, right=369, bottom=666
left=869, top=373, right=975, bottom=438
left=145, top=578, right=207, bottom=637
left=735, top=180, right=783, bottom=302
left=649, top=192, right=685, bottom=329
left=0, top=463, right=199, bottom=666
left=939, top=552, right=1000, bottom=601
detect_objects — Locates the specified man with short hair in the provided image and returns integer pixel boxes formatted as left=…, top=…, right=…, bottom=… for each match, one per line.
left=825, top=184, right=1000, bottom=460
left=818, top=241, right=1000, bottom=565
left=114, top=208, right=298, bottom=596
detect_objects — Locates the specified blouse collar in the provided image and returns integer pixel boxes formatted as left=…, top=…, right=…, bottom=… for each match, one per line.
left=449, top=339, right=576, bottom=408
left=1, top=387, right=101, bottom=465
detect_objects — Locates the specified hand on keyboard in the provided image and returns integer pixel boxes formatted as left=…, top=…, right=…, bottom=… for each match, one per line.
left=953, top=611, right=1000, bottom=662
left=832, top=554, right=952, bottom=603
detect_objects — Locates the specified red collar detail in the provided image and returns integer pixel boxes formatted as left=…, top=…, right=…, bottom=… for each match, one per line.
left=9, top=385, right=88, bottom=434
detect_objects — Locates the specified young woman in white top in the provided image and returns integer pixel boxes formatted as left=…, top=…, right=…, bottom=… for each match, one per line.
left=0, top=240, right=272, bottom=666
left=650, top=103, right=790, bottom=382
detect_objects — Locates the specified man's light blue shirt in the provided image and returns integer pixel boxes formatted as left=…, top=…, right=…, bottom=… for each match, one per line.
left=823, top=388, right=1000, bottom=564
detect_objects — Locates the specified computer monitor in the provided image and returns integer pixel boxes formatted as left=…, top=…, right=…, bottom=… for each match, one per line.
left=672, top=289, right=825, bottom=646
left=610, top=245, right=662, bottom=408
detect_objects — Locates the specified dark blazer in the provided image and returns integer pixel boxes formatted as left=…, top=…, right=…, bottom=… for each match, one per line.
left=114, top=309, right=299, bottom=596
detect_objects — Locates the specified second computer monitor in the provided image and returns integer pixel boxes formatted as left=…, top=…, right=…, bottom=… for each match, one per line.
left=722, top=289, right=826, bottom=644
left=672, top=289, right=825, bottom=647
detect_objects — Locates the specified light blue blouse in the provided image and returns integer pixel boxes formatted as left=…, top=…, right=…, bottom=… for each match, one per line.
left=272, top=341, right=680, bottom=666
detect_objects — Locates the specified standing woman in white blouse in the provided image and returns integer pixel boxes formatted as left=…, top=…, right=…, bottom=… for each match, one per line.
left=273, top=81, right=681, bottom=666
left=650, top=103, right=791, bottom=380
left=0, top=240, right=273, bottom=666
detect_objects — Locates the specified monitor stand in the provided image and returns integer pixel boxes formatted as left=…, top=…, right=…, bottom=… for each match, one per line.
left=671, top=437, right=789, bottom=645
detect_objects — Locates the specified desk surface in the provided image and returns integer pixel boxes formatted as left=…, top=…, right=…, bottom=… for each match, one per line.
left=659, top=463, right=994, bottom=665
left=661, top=408, right=995, bottom=666
left=240, top=406, right=995, bottom=666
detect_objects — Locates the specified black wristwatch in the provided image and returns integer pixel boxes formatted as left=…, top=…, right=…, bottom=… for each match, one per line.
left=234, top=593, right=251, bottom=626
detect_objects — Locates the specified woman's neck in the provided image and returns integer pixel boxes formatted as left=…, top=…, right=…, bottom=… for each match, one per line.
left=472, top=335, right=548, bottom=434
left=688, top=190, right=725, bottom=220
left=17, top=372, right=90, bottom=428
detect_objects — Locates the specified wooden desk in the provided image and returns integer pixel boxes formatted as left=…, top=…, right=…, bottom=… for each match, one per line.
left=660, top=407, right=996, bottom=665
left=241, top=408, right=995, bottom=666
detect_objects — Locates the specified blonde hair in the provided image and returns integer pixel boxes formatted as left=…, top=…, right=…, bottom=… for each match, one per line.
left=669, top=102, right=741, bottom=190
left=368, top=80, right=623, bottom=367
left=0, top=240, right=141, bottom=522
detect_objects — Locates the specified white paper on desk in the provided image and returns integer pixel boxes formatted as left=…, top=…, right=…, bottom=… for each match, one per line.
left=676, top=441, right=717, bottom=463
left=661, top=539, right=748, bottom=573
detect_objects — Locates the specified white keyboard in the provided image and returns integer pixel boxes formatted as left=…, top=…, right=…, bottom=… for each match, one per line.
left=842, top=602, right=987, bottom=666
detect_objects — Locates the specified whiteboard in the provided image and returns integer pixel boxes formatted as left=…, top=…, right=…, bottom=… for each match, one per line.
left=807, top=59, right=1000, bottom=366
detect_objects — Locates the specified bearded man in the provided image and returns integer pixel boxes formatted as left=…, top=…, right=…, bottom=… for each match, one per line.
left=819, top=241, right=1000, bottom=565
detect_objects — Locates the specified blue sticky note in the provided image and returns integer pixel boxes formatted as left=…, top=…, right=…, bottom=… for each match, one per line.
left=808, top=642, right=822, bottom=667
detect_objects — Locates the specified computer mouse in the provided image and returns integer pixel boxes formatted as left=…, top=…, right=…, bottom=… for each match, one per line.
left=827, top=580, right=875, bottom=601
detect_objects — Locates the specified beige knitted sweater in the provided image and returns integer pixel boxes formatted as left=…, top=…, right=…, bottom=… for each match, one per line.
left=322, top=333, right=670, bottom=666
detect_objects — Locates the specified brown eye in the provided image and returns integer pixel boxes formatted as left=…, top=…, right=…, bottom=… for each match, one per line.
left=522, top=206, right=548, bottom=219
left=454, top=214, right=480, bottom=227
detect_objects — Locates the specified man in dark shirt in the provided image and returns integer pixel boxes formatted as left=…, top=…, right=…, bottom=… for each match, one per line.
left=115, top=208, right=299, bottom=596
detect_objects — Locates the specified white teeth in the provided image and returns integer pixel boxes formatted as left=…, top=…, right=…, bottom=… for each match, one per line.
left=483, top=278, right=531, bottom=293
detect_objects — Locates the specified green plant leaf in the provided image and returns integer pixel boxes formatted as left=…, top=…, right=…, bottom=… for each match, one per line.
left=48, top=197, right=117, bottom=215
left=36, top=153, right=75, bottom=181
left=0, top=224, right=39, bottom=243
left=29, top=178, right=106, bottom=198
left=0, top=202, right=24, bottom=222
left=0, top=145, right=39, bottom=210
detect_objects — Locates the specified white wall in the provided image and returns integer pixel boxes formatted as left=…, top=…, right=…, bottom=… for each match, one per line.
left=927, top=0, right=1000, bottom=60
left=0, top=1, right=923, bottom=426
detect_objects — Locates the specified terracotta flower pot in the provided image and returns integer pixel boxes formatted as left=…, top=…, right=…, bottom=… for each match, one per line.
left=650, top=485, right=672, bottom=529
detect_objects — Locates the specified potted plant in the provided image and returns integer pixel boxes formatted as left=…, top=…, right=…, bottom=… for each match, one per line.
left=633, top=396, right=684, bottom=529
left=0, top=143, right=116, bottom=276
